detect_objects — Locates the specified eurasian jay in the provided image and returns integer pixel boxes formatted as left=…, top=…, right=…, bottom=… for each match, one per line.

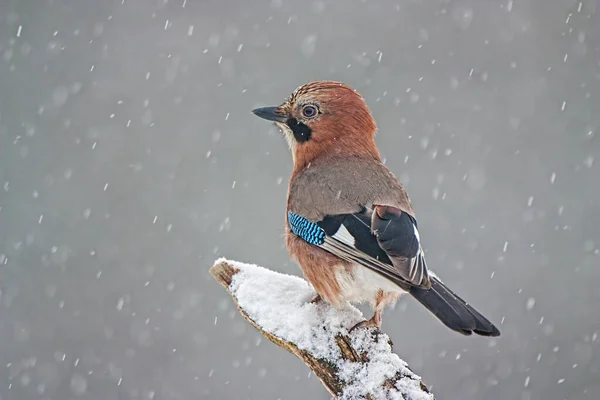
left=252, top=81, right=500, bottom=336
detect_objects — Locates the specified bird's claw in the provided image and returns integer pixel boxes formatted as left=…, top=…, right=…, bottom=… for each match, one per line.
left=310, top=294, right=323, bottom=304
left=349, top=316, right=381, bottom=333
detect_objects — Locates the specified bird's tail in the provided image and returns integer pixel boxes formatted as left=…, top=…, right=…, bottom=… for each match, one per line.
left=410, top=276, right=500, bottom=337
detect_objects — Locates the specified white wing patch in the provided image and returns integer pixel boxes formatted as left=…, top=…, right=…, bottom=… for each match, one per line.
left=331, top=224, right=355, bottom=247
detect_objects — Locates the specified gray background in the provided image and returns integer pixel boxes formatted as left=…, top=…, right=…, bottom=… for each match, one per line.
left=1, top=0, right=599, bottom=399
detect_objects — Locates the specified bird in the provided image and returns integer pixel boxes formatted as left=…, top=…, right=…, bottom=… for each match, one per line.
left=252, top=81, right=500, bottom=337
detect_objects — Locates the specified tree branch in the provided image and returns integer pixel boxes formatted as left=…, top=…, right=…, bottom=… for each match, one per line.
left=210, top=258, right=434, bottom=400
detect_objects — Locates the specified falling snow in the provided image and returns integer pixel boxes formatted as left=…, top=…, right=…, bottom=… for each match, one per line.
left=0, top=2, right=598, bottom=400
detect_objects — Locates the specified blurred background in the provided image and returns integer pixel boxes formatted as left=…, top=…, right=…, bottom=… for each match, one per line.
left=1, top=0, right=599, bottom=399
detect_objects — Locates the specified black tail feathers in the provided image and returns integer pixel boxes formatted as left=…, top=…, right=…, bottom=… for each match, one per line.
left=410, top=276, right=500, bottom=337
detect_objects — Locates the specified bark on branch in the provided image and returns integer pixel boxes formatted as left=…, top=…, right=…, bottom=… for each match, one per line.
left=210, top=258, right=434, bottom=400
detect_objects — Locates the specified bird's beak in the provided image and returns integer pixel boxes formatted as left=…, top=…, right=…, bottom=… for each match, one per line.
left=252, top=106, right=288, bottom=123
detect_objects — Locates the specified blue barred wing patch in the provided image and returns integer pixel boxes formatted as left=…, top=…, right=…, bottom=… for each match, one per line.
left=287, top=212, right=326, bottom=245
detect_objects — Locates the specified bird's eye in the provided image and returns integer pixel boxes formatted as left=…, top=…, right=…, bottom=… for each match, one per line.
left=302, top=105, right=317, bottom=118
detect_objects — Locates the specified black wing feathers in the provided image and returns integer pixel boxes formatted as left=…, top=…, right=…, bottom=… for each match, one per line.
left=372, top=208, right=420, bottom=258
left=411, top=277, right=501, bottom=336
left=373, top=206, right=430, bottom=288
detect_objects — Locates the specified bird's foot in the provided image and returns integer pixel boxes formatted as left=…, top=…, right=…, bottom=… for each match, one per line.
left=310, top=294, right=323, bottom=304
left=349, top=313, right=382, bottom=333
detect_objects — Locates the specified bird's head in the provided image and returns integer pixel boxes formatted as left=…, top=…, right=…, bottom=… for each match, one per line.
left=252, top=81, right=380, bottom=168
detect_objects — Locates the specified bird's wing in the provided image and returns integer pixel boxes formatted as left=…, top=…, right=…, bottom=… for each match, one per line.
left=371, top=204, right=430, bottom=288
left=287, top=205, right=430, bottom=289
left=288, top=207, right=501, bottom=337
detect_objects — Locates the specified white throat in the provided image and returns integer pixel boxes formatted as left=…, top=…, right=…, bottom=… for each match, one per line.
left=275, top=122, right=297, bottom=161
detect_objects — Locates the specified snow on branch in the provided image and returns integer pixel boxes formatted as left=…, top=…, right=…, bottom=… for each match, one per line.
left=210, top=258, right=434, bottom=400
